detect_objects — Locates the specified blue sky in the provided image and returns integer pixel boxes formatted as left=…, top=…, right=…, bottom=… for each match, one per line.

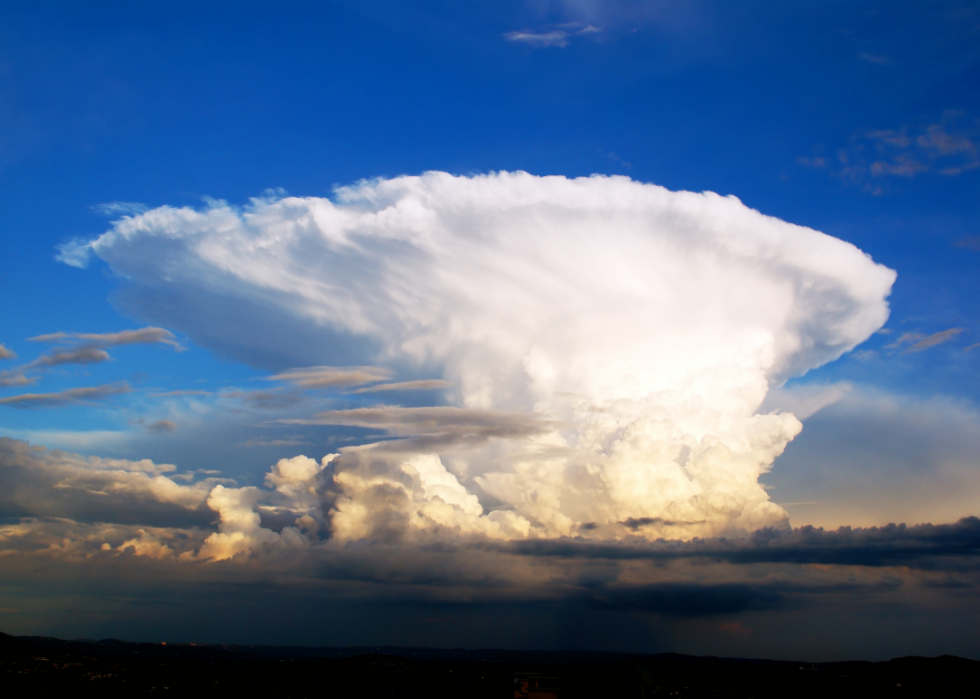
left=1, top=1, right=980, bottom=656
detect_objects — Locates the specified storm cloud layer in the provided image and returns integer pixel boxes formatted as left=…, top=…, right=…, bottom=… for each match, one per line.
left=70, top=172, right=896, bottom=543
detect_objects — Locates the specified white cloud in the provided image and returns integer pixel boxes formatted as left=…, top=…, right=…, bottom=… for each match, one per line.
left=761, top=382, right=851, bottom=420
left=504, top=29, right=572, bottom=47
left=73, top=172, right=895, bottom=541
left=92, top=201, right=149, bottom=216
left=504, top=23, right=602, bottom=49
left=54, top=239, right=93, bottom=268
left=0, top=344, right=16, bottom=360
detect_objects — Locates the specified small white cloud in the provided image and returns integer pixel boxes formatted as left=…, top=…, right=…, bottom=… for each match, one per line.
left=0, top=344, right=16, bottom=360
left=92, top=201, right=149, bottom=216
left=504, top=22, right=602, bottom=49
left=504, top=29, right=570, bottom=47
left=55, top=239, right=93, bottom=269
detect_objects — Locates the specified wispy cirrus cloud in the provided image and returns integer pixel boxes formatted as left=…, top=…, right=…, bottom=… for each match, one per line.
left=0, top=328, right=183, bottom=393
left=799, top=112, right=980, bottom=193
left=857, top=52, right=889, bottom=65
left=353, top=379, right=452, bottom=394
left=222, top=389, right=304, bottom=411
left=886, top=328, right=964, bottom=353
left=504, top=22, right=601, bottom=48
left=280, top=405, right=556, bottom=440
left=91, top=201, right=149, bottom=216
left=0, top=382, right=131, bottom=409
left=30, top=327, right=184, bottom=351
left=0, top=370, right=34, bottom=388
left=236, top=436, right=311, bottom=448
left=268, top=366, right=390, bottom=389
left=27, top=347, right=110, bottom=368
left=954, top=236, right=980, bottom=252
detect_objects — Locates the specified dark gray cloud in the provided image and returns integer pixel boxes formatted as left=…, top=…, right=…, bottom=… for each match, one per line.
left=0, top=383, right=131, bottom=409
left=0, top=437, right=214, bottom=528
left=28, top=347, right=110, bottom=367
left=1, top=435, right=979, bottom=658
left=489, top=517, right=980, bottom=571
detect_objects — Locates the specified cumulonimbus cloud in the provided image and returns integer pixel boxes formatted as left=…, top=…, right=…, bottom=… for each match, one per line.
left=71, top=172, right=896, bottom=542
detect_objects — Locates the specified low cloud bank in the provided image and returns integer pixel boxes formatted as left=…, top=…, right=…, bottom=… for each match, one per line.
left=66, top=172, right=895, bottom=541
left=2, top=436, right=979, bottom=640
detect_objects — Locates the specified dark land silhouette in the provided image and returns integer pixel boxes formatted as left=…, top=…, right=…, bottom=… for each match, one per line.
left=1, top=631, right=976, bottom=697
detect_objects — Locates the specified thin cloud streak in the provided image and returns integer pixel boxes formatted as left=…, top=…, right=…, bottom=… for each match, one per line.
left=886, top=328, right=964, bottom=353
left=504, top=23, right=601, bottom=48
left=0, top=382, right=131, bottom=409
left=269, top=366, right=390, bottom=389
left=29, top=327, right=183, bottom=351
left=354, top=380, right=452, bottom=393
left=28, top=347, right=110, bottom=368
